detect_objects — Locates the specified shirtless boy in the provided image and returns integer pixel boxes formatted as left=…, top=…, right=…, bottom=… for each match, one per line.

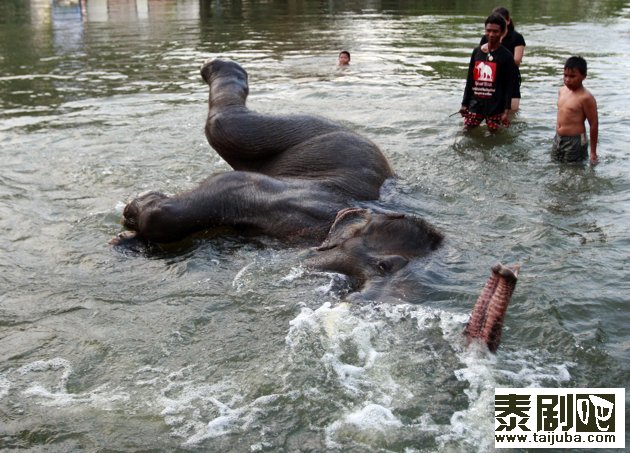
left=553, top=56, right=598, bottom=165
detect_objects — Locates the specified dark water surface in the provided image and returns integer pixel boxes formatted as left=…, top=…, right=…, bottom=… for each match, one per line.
left=1, top=0, right=628, bottom=451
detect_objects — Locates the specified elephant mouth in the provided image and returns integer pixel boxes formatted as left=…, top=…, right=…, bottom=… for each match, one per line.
left=314, top=243, right=336, bottom=252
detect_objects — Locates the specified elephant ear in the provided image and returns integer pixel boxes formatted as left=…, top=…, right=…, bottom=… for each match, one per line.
left=316, top=208, right=370, bottom=251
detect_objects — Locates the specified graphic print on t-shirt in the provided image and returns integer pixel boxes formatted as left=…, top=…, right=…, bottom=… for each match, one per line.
left=473, top=60, right=496, bottom=98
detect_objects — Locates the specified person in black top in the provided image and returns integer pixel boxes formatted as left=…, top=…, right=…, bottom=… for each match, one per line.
left=480, top=7, right=526, bottom=111
left=459, top=14, right=516, bottom=132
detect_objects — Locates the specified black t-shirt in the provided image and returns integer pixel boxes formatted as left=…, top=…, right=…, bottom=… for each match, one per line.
left=480, top=28, right=526, bottom=55
left=461, top=45, right=516, bottom=116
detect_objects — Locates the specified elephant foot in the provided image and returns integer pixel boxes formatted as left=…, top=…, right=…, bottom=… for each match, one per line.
left=464, top=263, right=520, bottom=353
left=109, top=191, right=170, bottom=245
left=200, top=58, right=214, bottom=85
left=200, top=58, right=248, bottom=91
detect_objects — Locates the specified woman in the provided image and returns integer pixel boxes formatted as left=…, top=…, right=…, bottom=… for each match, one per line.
left=480, top=7, right=526, bottom=111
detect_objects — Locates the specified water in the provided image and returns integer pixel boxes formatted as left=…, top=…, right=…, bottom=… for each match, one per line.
left=1, top=0, right=628, bottom=450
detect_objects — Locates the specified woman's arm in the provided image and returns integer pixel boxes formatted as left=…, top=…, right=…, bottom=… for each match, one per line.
left=513, top=45, right=524, bottom=66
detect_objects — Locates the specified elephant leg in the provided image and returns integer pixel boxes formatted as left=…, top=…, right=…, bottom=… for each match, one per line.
left=464, top=263, right=520, bottom=352
left=200, top=59, right=366, bottom=173
left=201, top=59, right=339, bottom=168
left=205, top=110, right=343, bottom=171
left=112, top=172, right=339, bottom=245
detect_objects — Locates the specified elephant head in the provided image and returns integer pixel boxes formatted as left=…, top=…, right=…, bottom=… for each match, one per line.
left=304, top=208, right=444, bottom=288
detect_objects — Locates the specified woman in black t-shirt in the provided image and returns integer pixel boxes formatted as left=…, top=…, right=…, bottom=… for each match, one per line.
left=480, top=7, right=526, bottom=112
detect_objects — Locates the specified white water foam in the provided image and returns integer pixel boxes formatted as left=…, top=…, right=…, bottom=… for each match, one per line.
left=0, top=373, right=10, bottom=398
left=437, top=340, right=575, bottom=452
left=0, top=310, right=570, bottom=449
left=4, top=312, right=572, bottom=451
left=312, top=272, right=351, bottom=297
left=150, top=365, right=287, bottom=446
left=289, top=302, right=440, bottom=448
left=232, top=262, right=255, bottom=290
left=13, top=357, right=129, bottom=409
left=286, top=302, right=382, bottom=385
left=280, top=265, right=305, bottom=282
left=17, top=357, right=73, bottom=390
left=287, top=301, right=577, bottom=451
left=325, top=403, right=403, bottom=449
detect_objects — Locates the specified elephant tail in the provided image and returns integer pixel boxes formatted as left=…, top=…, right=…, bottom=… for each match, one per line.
left=463, top=263, right=520, bottom=353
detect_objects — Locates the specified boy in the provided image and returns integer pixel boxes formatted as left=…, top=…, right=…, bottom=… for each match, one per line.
left=553, top=56, right=598, bottom=165
left=460, top=14, right=516, bottom=132
left=337, top=50, right=350, bottom=67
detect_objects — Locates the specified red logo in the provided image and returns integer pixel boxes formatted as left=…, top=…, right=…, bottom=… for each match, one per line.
left=474, top=61, right=496, bottom=82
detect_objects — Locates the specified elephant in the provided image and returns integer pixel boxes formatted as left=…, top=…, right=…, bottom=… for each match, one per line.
left=112, top=59, right=519, bottom=352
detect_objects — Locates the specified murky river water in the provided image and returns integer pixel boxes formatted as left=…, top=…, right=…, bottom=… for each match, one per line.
left=1, top=0, right=628, bottom=451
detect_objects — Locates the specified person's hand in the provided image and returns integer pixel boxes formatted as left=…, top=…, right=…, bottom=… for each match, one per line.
left=459, top=105, right=468, bottom=117
left=501, top=112, right=510, bottom=127
left=590, top=155, right=599, bottom=166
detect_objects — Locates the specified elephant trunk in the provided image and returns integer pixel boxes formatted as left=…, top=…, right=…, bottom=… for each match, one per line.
left=464, top=263, right=520, bottom=353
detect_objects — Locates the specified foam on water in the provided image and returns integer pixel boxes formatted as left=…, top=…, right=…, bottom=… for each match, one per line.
left=0, top=373, right=10, bottom=398
left=232, top=262, right=255, bottom=290
left=134, top=363, right=290, bottom=446
left=162, top=383, right=239, bottom=444
left=280, top=265, right=305, bottom=282
left=9, top=358, right=130, bottom=409
left=287, top=301, right=578, bottom=451
left=288, top=302, right=442, bottom=447
left=17, top=357, right=73, bottom=386
left=325, top=403, right=403, bottom=448
left=0, top=309, right=580, bottom=450
left=287, top=301, right=381, bottom=365
left=437, top=342, right=575, bottom=451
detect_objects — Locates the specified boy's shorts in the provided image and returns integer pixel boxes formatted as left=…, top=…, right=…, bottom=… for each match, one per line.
left=551, top=133, right=588, bottom=162
left=463, top=112, right=506, bottom=132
